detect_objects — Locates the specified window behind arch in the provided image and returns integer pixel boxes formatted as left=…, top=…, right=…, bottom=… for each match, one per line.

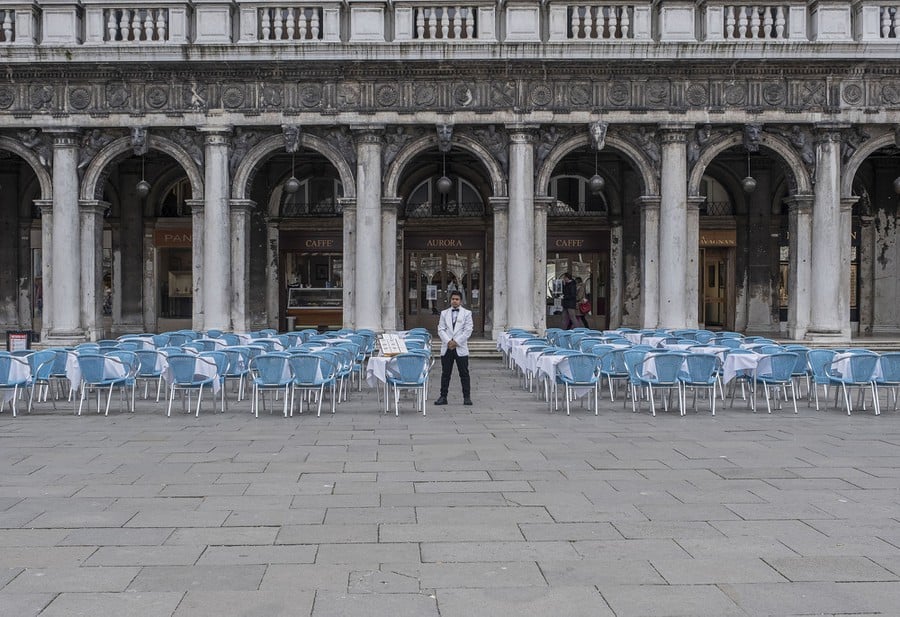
left=159, top=177, right=192, bottom=217
left=548, top=175, right=607, bottom=216
left=405, top=176, right=485, bottom=217
left=699, top=175, right=734, bottom=216
left=280, top=177, right=343, bottom=217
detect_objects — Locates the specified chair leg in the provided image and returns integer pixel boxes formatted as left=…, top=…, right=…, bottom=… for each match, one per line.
left=196, top=385, right=203, bottom=417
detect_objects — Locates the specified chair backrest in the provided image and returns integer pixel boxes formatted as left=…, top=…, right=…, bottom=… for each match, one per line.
left=599, top=349, right=629, bottom=375
left=390, top=353, right=429, bottom=384
left=577, top=337, right=604, bottom=352
left=0, top=354, right=30, bottom=385
left=105, top=350, right=138, bottom=376
left=157, top=346, right=183, bottom=356
left=757, top=345, right=785, bottom=355
left=135, top=350, right=163, bottom=376
left=564, top=354, right=598, bottom=383
left=623, top=349, right=649, bottom=378
left=844, top=353, right=880, bottom=382
left=682, top=353, right=718, bottom=384
left=719, top=331, right=743, bottom=339
left=206, top=329, right=224, bottom=339
left=716, top=338, right=742, bottom=349
left=166, top=333, right=190, bottom=347
left=248, top=353, right=291, bottom=385
left=807, top=349, right=837, bottom=381
left=223, top=349, right=250, bottom=375
left=76, top=353, right=110, bottom=383
left=26, top=350, right=57, bottom=379
left=286, top=354, right=326, bottom=384
left=199, top=351, right=228, bottom=376
left=761, top=352, right=798, bottom=381
left=694, top=330, right=715, bottom=344
left=115, top=341, right=141, bottom=352
left=75, top=343, right=100, bottom=354
left=878, top=352, right=900, bottom=383
left=649, top=353, right=687, bottom=384
left=259, top=329, right=277, bottom=338
left=404, top=338, right=427, bottom=350
left=50, top=349, right=71, bottom=376
left=219, top=333, right=241, bottom=346
left=787, top=348, right=809, bottom=375
left=152, top=334, right=170, bottom=348
left=590, top=344, right=616, bottom=357
left=166, top=353, right=204, bottom=385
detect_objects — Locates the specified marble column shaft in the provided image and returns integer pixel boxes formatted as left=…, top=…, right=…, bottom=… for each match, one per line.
left=609, top=222, right=624, bottom=329
left=265, top=221, right=280, bottom=330
left=187, top=199, right=205, bottom=331
left=639, top=197, right=660, bottom=328
left=658, top=128, right=689, bottom=328
left=786, top=196, right=812, bottom=340
left=230, top=200, right=252, bottom=333
left=38, top=201, right=53, bottom=339
left=201, top=130, right=232, bottom=331
left=490, top=198, right=508, bottom=339
left=340, top=199, right=356, bottom=329
left=506, top=129, right=535, bottom=330
left=532, top=199, right=549, bottom=333
left=381, top=199, right=399, bottom=332
left=80, top=202, right=105, bottom=341
left=50, top=132, right=82, bottom=336
left=808, top=129, right=844, bottom=336
left=354, top=131, right=383, bottom=332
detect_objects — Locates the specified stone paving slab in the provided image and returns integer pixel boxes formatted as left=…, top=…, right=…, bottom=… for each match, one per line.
left=4, top=358, right=900, bottom=615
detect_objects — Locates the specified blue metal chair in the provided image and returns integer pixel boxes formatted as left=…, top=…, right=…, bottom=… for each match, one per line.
left=223, top=348, right=251, bottom=401
left=0, top=353, right=31, bottom=417
left=165, top=353, right=218, bottom=417
left=557, top=353, right=600, bottom=416
left=199, top=351, right=229, bottom=412
left=219, top=333, right=241, bottom=346
left=135, top=349, right=165, bottom=401
left=632, top=352, right=686, bottom=416
left=828, top=352, right=880, bottom=415
left=875, top=352, right=900, bottom=412
left=248, top=353, right=293, bottom=418
left=386, top=353, right=433, bottom=416
left=24, top=349, right=57, bottom=412
left=679, top=353, right=719, bottom=416
left=287, top=353, right=337, bottom=417
left=76, top=352, right=136, bottom=416
left=807, top=349, right=837, bottom=410
left=598, top=349, right=629, bottom=402
left=754, top=352, right=799, bottom=414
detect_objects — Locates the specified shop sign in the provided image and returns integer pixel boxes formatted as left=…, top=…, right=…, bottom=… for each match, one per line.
left=154, top=229, right=193, bottom=247
left=548, top=231, right=608, bottom=252
left=700, top=230, right=736, bottom=247
left=280, top=231, right=343, bottom=251
left=405, top=234, right=483, bottom=251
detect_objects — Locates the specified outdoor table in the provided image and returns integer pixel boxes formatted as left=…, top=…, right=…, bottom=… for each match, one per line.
left=160, top=355, right=220, bottom=394
left=1, top=357, right=31, bottom=406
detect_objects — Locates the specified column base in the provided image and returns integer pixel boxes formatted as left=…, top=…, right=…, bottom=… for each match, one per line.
left=804, top=329, right=850, bottom=344
left=44, top=330, right=87, bottom=346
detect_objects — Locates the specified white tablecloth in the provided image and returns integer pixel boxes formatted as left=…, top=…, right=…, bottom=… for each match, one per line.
left=1, top=358, right=31, bottom=405
left=721, top=353, right=769, bottom=384
left=161, top=356, right=220, bottom=394
left=366, top=356, right=399, bottom=387
left=537, top=355, right=593, bottom=397
left=831, top=353, right=883, bottom=381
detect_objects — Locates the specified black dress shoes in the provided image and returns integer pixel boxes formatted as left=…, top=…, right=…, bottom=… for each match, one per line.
left=434, top=397, right=448, bottom=405
left=463, top=398, right=473, bottom=406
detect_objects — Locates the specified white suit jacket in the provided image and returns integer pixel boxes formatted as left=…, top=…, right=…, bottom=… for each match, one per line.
left=438, top=306, right=474, bottom=357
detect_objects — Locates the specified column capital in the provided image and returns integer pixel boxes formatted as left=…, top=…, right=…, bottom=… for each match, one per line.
left=186, top=198, right=204, bottom=214
left=350, top=125, right=385, bottom=143
left=229, top=199, right=255, bottom=214
left=78, top=200, right=109, bottom=216
left=45, top=129, right=81, bottom=147
left=35, top=199, right=53, bottom=214
left=381, top=197, right=401, bottom=214
left=489, top=197, right=509, bottom=213
left=338, top=197, right=357, bottom=211
left=686, top=196, right=705, bottom=211
left=784, top=195, right=814, bottom=214
left=199, top=127, right=232, bottom=146
left=815, top=123, right=850, bottom=143
left=636, top=195, right=661, bottom=211
left=658, top=128, right=688, bottom=143
left=840, top=197, right=856, bottom=213
left=505, top=124, right=539, bottom=142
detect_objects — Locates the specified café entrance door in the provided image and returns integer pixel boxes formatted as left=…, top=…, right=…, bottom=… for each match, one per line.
left=405, top=250, right=483, bottom=334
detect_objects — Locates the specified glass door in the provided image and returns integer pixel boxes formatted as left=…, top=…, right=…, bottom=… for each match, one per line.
left=701, top=248, right=728, bottom=328
left=406, top=250, right=482, bottom=334
left=545, top=252, right=608, bottom=330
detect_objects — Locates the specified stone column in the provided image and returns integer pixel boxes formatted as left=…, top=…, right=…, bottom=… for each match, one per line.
left=609, top=220, right=624, bottom=329
left=118, top=167, right=145, bottom=334
left=658, top=127, right=689, bottom=328
left=785, top=196, right=813, bottom=340
left=807, top=127, right=847, bottom=342
left=506, top=126, right=536, bottom=330
left=200, top=128, right=232, bottom=332
left=79, top=201, right=106, bottom=341
left=858, top=214, right=875, bottom=335
left=230, top=199, right=253, bottom=333
left=533, top=197, right=550, bottom=333
left=142, top=223, right=157, bottom=332
left=37, top=201, right=53, bottom=340
left=17, top=222, right=31, bottom=331
left=838, top=197, right=855, bottom=339
left=265, top=220, right=280, bottom=330
left=490, top=197, right=509, bottom=339
left=381, top=198, right=400, bottom=332
left=638, top=196, right=660, bottom=328
left=339, top=198, right=357, bottom=329
left=186, top=199, right=205, bottom=332
left=685, top=196, right=704, bottom=329
left=48, top=131, right=83, bottom=340
left=353, top=128, right=383, bottom=332
left=0, top=171, right=19, bottom=329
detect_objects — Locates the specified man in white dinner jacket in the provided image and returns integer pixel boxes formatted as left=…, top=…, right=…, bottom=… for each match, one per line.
left=435, top=290, right=474, bottom=406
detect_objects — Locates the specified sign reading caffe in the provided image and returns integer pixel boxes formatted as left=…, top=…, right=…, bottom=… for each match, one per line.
left=547, top=231, right=609, bottom=252
left=279, top=231, right=343, bottom=251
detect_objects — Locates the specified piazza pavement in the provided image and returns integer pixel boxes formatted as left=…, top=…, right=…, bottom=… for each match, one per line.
left=2, top=357, right=900, bottom=617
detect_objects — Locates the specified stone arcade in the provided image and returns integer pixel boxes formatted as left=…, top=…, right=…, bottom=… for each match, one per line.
left=0, top=1, right=898, bottom=344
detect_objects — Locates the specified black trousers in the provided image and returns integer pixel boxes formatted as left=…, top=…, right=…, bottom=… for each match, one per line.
left=440, top=349, right=470, bottom=398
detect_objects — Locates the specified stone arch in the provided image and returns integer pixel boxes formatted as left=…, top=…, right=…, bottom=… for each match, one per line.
left=688, top=131, right=812, bottom=198
left=841, top=130, right=895, bottom=199
left=80, top=135, right=204, bottom=202
left=384, top=133, right=507, bottom=200
left=231, top=133, right=356, bottom=201
left=535, top=132, right=660, bottom=198
left=0, top=136, right=53, bottom=200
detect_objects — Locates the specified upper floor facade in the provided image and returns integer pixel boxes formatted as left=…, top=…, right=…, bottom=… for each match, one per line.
left=1, top=1, right=898, bottom=60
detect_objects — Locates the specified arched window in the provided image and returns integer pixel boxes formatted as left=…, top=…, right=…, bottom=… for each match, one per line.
left=548, top=175, right=607, bottom=215
left=280, top=177, right=343, bottom=217
left=405, top=176, right=485, bottom=217
left=159, top=178, right=192, bottom=217
left=699, top=175, right=734, bottom=216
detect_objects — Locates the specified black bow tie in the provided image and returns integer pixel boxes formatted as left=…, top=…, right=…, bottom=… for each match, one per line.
left=451, top=308, right=459, bottom=312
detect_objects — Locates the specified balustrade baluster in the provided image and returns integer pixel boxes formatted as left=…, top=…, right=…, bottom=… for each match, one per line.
left=453, top=7, right=462, bottom=39
left=620, top=6, right=629, bottom=38
left=725, top=5, right=736, bottom=39
left=609, top=6, right=618, bottom=39
left=571, top=6, right=580, bottom=39
left=144, top=9, right=154, bottom=41
left=738, top=6, right=749, bottom=38
left=107, top=9, right=118, bottom=41
left=774, top=6, right=785, bottom=39
left=286, top=7, right=296, bottom=40
left=157, top=9, right=167, bottom=41
left=261, top=8, right=271, bottom=40
left=762, top=6, right=773, bottom=38
left=441, top=8, right=450, bottom=38
left=416, top=7, right=425, bottom=38
left=465, top=7, right=474, bottom=38
left=131, top=8, right=141, bottom=41
left=883, top=7, right=894, bottom=38
left=2, top=11, right=11, bottom=42
left=428, top=8, right=437, bottom=39
left=299, top=8, right=308, bottom=40
left=750, top=6, right=761, bottom=38
left=311, top=9, right=320, bottom=39
left=585, top=6, right=594, bottom=39
left=274, top=7, right=284, bottom=40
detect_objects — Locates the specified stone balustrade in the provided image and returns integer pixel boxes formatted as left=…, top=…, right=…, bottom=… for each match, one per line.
left=6, top=0, right=898, bottom=47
